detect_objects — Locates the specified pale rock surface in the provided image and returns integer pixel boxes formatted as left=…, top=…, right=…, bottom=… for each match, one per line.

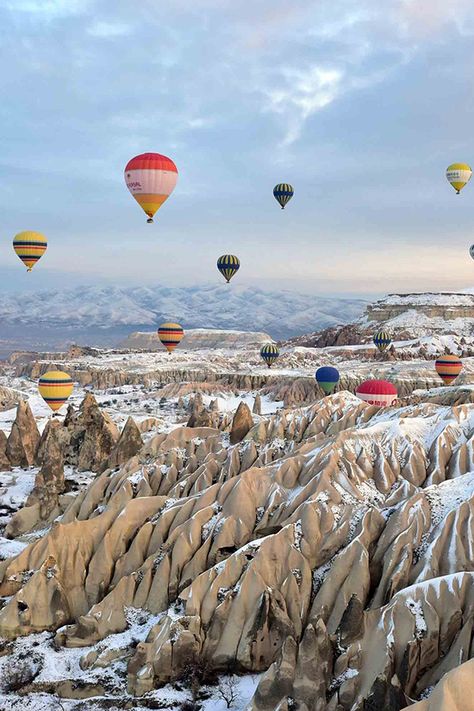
left=406, top=659, right=474, bottom=711
left=230, top=401, right=254, bottom=443
left=253, top=394, right=262, bottom=415
left=6, top=400, right=40, bottom=467
left=0, top=430, right=11, bottom=471
left=6, top=420, right=65, bottom=536
left=64, top=392, right=119, bottom=471
left=107, top=416, right=143, bottom=469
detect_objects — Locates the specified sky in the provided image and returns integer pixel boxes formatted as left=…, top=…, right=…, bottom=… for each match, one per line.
left=1, top=0, right=474, bottom=297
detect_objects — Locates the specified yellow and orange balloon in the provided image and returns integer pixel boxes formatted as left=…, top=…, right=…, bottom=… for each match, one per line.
left=157, top=323, right=184, bottom=353
left=38, top=371, right=74, bottom=412
left=13, top=231, right=47, bottom=272
left=124, top=153, right=178, bottom=223
left=435, top=355, right=462, bottom=385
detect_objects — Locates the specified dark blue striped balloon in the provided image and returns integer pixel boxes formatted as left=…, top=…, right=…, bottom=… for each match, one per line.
left=273, top=183, right=294, bottom=209
left=260, top=343, right=280, bottom=367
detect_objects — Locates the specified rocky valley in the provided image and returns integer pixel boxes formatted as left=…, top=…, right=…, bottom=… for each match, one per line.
left=0, top=314, right=473, bottom=711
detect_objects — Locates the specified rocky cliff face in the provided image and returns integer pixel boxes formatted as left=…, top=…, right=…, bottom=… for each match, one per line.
left=367, top=293, right=474, bottom=323
left=1, top=388, right=474, bottom=709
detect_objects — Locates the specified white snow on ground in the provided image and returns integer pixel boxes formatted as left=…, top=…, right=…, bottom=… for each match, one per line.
left=0, top=469, right=37, bottom=514
left=201, top=392, right=283, bottom=415
left=0, top=536, right=28, bottom=560
left=380, top=293, right=474, bottom=307
left=0, top=619, right=261, bottom=710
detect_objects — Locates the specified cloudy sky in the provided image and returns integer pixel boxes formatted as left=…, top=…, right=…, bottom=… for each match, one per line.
left=1, top=0, right=474, bottom=296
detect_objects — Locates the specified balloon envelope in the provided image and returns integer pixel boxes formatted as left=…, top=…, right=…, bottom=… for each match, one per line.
left=217, top=255, right=240, bottom=283
left=260, top=343, right=279, bottom=367
left=469, top=245, right=474, bottom=260
left=373, top=331, right=392, bottom=352
left=13, top=231, right=47, bottom=272
left=124, top=153, right=178, bottom=222
left=446, top=163, right=472, bottom=194
left=316, top=366, right=340, bottom=395
left=356, top=379, right=397, bottom=407
left=273, top=183, right=294, bottom=209
left=38, top=370, right=73, bottom=412
left=435, top=355, right=462, bottom=385
left=158, top=322, right=184, bottom=353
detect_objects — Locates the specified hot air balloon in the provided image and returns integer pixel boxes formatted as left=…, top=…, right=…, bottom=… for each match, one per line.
left=260, top=343, right=279, bottom=368
left=38, top=371, right=73, bottom=413
left=124, top=153, right=178, bottom=223
left=217, top=255, right=240, bottom=284
left=446, top=163, right=472, bottom=194
left=373, top=331, right=392, bottom=353
left=469, top=245, right=474, bottom=260
left=356, top=380, right=397, bottom=407
left=435, top=355, right=462, bottom=385
left=158, top=322, right=184, bottom=353
left=13, top=231, right=47, bottom=272
left=316, top=366, right=340, bottom=395
left=273, top=183, right=294, bottom=209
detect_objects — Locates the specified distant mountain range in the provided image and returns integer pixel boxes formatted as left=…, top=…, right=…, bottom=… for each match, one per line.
left=0, top=284, right=367, bottom=353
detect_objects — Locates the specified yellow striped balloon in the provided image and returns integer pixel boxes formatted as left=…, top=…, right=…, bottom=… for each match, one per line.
left=38, top=371, right=74, bottom=412
left=446, top=163, right=472, bottom=194
left=217, top=254, right=240, bottom=283
left=158, top=322, right=184, bottom=353
left=13, top=231, right=47, bottom=272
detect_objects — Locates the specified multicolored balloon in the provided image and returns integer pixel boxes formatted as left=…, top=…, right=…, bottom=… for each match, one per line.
left=38, top=371, right=73, bottom=412
left=124, top=153, right=178, bottom=223
left=356, top=380, right=397, bottom=407
left=435, top=355, right=462, bottom=385
left=273, top=183, right=294, bottom=209
left=217, top=254, right=240, bottom=284
left=315, top=366, right=340, bottom=395
left=446, top=163, right=472, bottom=194
left=260, top=343, right=280, bottom=368
left=373, top=331, right=392, bottom=353
left=158, top=322, right=184, bottom=353
left=13, top=231, right=47, bottom=272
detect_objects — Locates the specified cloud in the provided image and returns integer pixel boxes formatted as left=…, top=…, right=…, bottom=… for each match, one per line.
left=87, top=21, right=132, bottom=38
left=5, top=0, right=88, bottom=18
left=264, top=66, right=344, bottom=145
left=395, top=0, right=474, bottom=37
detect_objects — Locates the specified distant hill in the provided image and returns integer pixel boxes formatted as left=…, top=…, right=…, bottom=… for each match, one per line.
left=0, top=284, right=367, bottom=353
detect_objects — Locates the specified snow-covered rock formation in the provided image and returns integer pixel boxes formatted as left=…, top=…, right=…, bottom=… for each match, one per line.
left=118, top=328, right=272, bottom=351
left=0, top=385, right=474, bottom=709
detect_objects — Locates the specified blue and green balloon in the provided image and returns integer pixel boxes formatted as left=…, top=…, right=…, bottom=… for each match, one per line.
left=316, top=366, right=340, bottom=395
